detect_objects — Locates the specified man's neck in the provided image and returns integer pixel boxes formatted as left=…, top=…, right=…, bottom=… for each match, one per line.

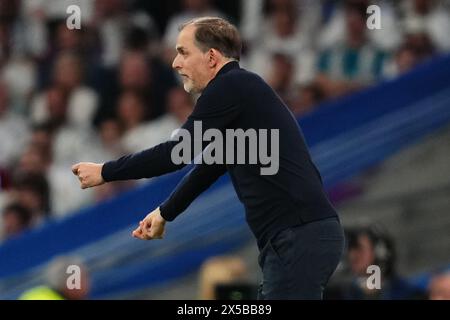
left=200, top=59, right=237, bottom=94
left=213, top=59, right=236, bottom=77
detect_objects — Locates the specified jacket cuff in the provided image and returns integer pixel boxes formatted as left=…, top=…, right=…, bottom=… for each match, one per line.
left=159, top=201, right=176, bottom=222
left=101, top=161, right=115, bottom=182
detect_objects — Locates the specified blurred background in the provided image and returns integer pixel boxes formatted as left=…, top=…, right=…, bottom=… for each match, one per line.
left=1, top=0, right=450, bottom=300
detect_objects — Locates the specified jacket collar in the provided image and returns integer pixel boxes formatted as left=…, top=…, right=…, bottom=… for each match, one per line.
left=216, top=60, right=240, bottom=76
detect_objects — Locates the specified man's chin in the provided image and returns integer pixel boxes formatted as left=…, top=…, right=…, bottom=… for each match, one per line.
left=183, top=83, right=197, bottom=94
left=183, top=83, right=191, bottom=93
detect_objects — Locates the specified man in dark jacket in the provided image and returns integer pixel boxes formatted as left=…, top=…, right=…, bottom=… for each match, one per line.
left=72, top=17, right=344, bottom=299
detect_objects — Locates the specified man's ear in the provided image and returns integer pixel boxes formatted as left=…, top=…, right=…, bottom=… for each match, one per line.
left=208, top=49, right=219, bottom=68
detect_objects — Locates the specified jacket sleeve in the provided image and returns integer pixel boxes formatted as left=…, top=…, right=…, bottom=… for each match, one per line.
left=159, top=163, right=227, bottom=221
left=101, top=76, right=239, bottom=182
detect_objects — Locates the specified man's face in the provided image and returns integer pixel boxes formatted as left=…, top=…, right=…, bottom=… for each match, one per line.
left=172, top=25, right=213, bottom=94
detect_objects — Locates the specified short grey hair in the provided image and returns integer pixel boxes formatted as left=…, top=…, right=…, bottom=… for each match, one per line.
left=179, top=17, right=242, bottom=61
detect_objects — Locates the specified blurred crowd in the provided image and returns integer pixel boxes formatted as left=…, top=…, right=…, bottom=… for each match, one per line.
left=1, top=0, right=450, bottom=243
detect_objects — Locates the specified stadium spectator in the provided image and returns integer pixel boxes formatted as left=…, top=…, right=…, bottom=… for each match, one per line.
left=316, top=1, right=389, bottom=99
left=98, top=118, right=125, bottom=157
left=1, top=202, right=32, bottom=241
left=95, top=50, right=177, bottom=124
left=400, top=0, right=450, bottom=52
left=325, top=225, right=426, bottom=299
left=0, top=81, right=29, bottom=168
left=116, top=90, right=147, bottom=133
left=0, top=0, right=21, bottom=65
left=317, top=0, right=402, bottom=52
left=403, top=32, right=435, bottom=62
left=93, top=0, right=158, bottom=66
left=9, top=172, right=51, bottom=225
left=266, top=53, right=296, bottom=105
left=383, top=42, right=420, bottom=78
left=122, top=87, right=194, bottom=153
left=246, top=0, right=316, bottom=85
left=93, top=0, right=131, bottom=68
left=32, top=52, right=99, bottom=129
left=166, top=86, right=194, bottom=125
left=289, top=82, right=324, bottom=117
left=26, top=123, right=53, bottom=163
left=35, top=18, right=100, bottom=90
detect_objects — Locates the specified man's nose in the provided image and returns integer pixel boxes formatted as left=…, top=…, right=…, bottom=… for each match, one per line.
left=172, top=55, right=181, bottom=70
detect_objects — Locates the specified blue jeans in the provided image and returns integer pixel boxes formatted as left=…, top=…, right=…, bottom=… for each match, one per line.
left=257, top=217, right=345, bottom=300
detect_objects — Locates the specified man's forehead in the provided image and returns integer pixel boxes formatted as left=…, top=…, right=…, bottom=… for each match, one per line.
left=176, top=25, right=196, bottom=47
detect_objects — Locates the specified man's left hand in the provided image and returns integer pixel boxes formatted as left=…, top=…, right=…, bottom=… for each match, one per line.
left=132, top=207, right=166, bottom=240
